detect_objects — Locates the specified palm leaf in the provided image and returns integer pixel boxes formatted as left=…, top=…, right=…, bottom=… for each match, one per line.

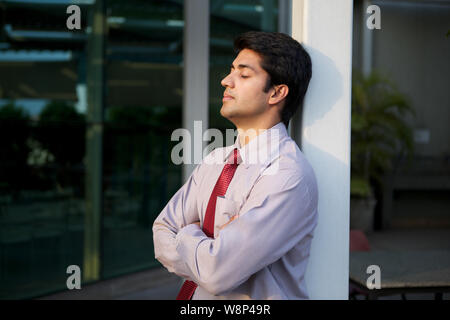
left=351, top=70, right=415, bottom=196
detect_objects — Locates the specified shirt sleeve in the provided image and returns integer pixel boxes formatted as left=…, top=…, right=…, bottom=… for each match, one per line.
left=152, top=162, right=203, bottom=281
left=175, top=164, right=318, bottom=296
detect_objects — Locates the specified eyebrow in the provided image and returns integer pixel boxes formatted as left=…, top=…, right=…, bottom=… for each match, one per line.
left=230, top=63, right=257, bottom=72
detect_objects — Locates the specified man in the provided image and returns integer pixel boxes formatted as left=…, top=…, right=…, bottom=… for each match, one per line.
left=152, top=31, right=318, bottom=299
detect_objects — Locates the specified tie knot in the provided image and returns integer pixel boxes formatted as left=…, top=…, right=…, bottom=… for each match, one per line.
left=226, top=148, right=241, bottom=165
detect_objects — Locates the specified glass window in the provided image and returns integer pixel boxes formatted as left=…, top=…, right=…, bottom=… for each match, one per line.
left=0, top=0, right=184, bottom=298
left=0, top=2, right=87, bottom=298
left=102, top=0, right=184, bottom=278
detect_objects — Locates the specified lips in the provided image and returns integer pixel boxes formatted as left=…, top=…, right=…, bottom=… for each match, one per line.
left=223, top=93, right=234, bottom=101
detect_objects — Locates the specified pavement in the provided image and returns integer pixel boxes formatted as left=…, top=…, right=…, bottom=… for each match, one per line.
left=39, top=265, right=182, bottom=300
left=40, top=227, right=450, bottom=300
left=358, top=227, right=450, bottom=300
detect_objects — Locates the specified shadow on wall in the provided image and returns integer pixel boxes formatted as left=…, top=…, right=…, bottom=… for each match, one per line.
left=298, top=46, right=352, bottom=299
left=303, top=46, right=344, bottom=127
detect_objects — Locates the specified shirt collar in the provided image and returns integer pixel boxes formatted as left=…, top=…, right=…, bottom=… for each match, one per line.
left=223, top=122, right=288, bottom=169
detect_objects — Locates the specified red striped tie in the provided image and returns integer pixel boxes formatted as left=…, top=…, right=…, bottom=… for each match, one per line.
left=176, top=148, right=241, bottom=300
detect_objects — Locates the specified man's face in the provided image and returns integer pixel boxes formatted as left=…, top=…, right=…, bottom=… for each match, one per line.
left=220, top=49, right=272, bottom=125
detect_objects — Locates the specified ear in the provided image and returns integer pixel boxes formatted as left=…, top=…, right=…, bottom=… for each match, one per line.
left=268, top=84, right=289, bottom=105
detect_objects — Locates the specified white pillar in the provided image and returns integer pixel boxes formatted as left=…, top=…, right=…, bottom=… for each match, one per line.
left=291, top=0, right=353, bottom=299
left=183, top=0, right=210, bottom=181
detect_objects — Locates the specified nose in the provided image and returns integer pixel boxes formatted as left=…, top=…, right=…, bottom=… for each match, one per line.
left=221, top=72, right=234, bottom=88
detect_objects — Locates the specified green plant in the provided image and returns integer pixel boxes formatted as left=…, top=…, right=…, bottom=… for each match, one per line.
left=351, top=71, right=414, bottom=198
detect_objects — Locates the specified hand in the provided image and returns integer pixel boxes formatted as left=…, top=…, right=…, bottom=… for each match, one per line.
left=219, top=214, right=239, bottom=231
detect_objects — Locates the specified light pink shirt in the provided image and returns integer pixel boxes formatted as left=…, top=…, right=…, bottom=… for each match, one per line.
left=152, top=122, right=318, bottom=299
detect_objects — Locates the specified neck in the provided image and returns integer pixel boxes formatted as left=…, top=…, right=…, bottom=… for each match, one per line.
left=235, top=119, right=282, bottom=147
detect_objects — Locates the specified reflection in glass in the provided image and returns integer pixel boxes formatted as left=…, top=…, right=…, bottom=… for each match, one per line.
left=0, top=0, right=184, bottom=298
left=101, top=0, right=184, bottom=278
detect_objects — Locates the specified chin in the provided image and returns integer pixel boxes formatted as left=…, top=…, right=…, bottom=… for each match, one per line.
left=219, top=106, right=226, bottom=118
left=220, top=105, right=232, bottom=118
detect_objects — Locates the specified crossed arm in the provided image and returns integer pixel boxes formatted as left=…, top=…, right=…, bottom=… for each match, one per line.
left=152, top=164, right=317, bottom=296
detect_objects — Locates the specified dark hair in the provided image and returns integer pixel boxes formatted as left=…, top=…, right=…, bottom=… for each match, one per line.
left=234, top=31, right=312, bottom=128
